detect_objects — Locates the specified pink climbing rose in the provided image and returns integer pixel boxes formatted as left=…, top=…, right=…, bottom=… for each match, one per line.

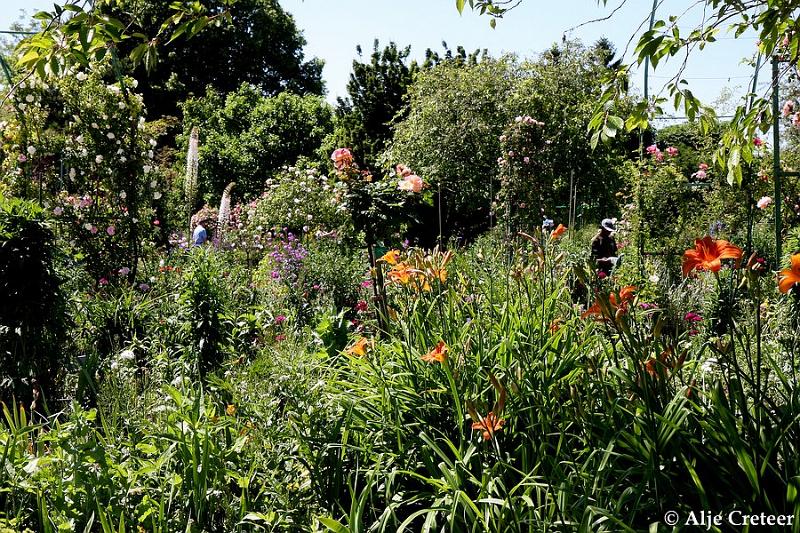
left=398, top=174, right=423, bottom=193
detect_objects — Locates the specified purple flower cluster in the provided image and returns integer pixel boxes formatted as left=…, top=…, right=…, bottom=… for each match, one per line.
left=267, top=231, right=308, bottom=283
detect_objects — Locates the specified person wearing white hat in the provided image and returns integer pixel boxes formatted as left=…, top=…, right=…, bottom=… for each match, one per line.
left=591, top=218, right=618, bottom=275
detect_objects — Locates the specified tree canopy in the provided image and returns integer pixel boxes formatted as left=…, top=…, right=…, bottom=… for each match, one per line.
left=96, top=0, right=324, bottom=117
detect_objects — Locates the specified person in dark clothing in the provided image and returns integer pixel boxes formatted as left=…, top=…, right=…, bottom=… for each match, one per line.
left=591, top=218, right=618, bottom=275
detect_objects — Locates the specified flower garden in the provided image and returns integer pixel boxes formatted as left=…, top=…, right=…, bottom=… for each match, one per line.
left=2, top=1, right=800, bottom=531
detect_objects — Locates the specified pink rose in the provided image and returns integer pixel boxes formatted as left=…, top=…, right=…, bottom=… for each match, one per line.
left=666, top=146, right=678, bottom=157
left=753, top=137, right=764, bottom=147
left=757, top=196, right=773, bottom=209
left=655, top=150, right=664, bottom=162
left=395, top=164, right=412, bottom=177
left=783, top=100, right=795, bottom=117
left=646, top=144, right=658, bottom=155
left=106, top=225, right=115, bottom=236
left=398, top=174, right=423, bottom=193
left=699, top=163, right=709, bottom=171
left=331, top=148, right=354, bottom=171
left=90, top=225, right=98, bottom=234
left=99, top=277, right=109, bottom=286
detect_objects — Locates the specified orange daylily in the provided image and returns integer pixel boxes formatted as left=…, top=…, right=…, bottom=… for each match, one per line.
left=551, top=224, right=567, bottom=240
left=582, top=286, right=637, bottom=321
left=345, top=337, right=370, bottom=357
left=380, top=249, right=401, bottom=265
left=778, top=254, right=800, bottom=294
left=471, top=412, right=505, bottom=441
left=421, top=341, right=448, bottom=363
left=682, top=236, right=743, bottom=277
left=387, top=262, right=417, bottom=285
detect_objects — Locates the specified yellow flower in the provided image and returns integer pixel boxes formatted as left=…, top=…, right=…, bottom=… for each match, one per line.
left=226, top=404, right=236, bottom=416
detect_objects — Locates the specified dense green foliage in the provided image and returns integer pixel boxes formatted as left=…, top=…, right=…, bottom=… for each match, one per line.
left=3, top=2, right=800, bottom=532
left=96, top=0, right=324, bottom=117
left=0, top=197, right=66, bottom=406
left=181, top=84, right=334, bottom=201
left=391, top=41, right=632, bottom=240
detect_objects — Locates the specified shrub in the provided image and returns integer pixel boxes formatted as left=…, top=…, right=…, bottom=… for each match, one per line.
left=0, top=197, right=66, bottom=406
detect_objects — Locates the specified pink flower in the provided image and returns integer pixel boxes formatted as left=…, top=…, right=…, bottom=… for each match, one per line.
left=655, top=150, right=664, bottom=162
left=699, top=163, right=709, bottom=171
left=666, top=146, right=678, bottom=157
left=106, top=225, right=116, bottom=236
left=118, top=267, right=130, bottom=276
left=275, top=315, right=286, bottom=324
left=153, top=219, right=160, bottom=226
left=597, top=271, right=607, bottom=280
left=90, top=225, right=98, bottom=234
left=361, top=280, right=372, bottom=288
left=331, top=148, right=354, bottom=171
left=355, top=300, right=368, bottom=312
left=646, top=144, right=658, bottom=155
left=17, top=154, right=27, bottom=163
left=684, top=312, right=703, bottom=323
left=757, top=196, right=773, bottom=209
left=783, top=100, right=795, bottom=117
left=275, top=334, right=286, bottom=342
left=99, top=277, right=109, bottom=286
left=693, top=170, right=707, bottom=180
left=53, top=207, right=63, bottom=216
left=138, top=283, right=150, bottom=291
left=753, top=137, right=764, bottom=147
left=508, top=150, right=515, bottom=158
left=497, top=157, right=506, bottom=166
left=395, top=164, right=412, bottom=178
left=792, top=113, right=800, bottom=128
left=523, top=156, right=530, bottom=164
left=398, top=174, right=423, bottom=193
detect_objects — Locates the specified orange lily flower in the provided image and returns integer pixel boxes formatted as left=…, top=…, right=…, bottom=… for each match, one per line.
left=380, top=249, right=401, bottom=265
left=778, top=254, right=800, bottom=294
left=421, top=341, right=448, bottom=363
left=345, top=337, right=370, bottom=357
left=387, top=263, right=417, bottom=285
left=551, top=224, right=567, bottom=240
left=471, top=412, right=505, bottom=441
left=682, top=236, right=743, bottom=277
left=582, top=286, right=637, bottom=320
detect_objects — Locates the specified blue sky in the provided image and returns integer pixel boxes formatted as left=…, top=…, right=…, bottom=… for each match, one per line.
left=1, top=0, right=764, bottom=114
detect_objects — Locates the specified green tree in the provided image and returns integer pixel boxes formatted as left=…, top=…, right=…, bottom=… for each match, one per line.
left=390, top=57, right=516, bottom=240
left=181, top=83, right=333, bottom=202
left=95, top=0, right=324, bottom=118
left=330, top=41, right=419, bottom=171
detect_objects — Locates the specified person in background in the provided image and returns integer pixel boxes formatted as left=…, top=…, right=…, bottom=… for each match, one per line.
left=193, top=218, right=209, bottom=246
left=591, top=218, right=618, bottom=275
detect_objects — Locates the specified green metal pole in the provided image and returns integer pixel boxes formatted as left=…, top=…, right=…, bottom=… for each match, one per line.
left=637, top=0, right=659, bottom=273
left=746, top=52, right=762, bottom=256
left=772, top=58, right=782, bottom=263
